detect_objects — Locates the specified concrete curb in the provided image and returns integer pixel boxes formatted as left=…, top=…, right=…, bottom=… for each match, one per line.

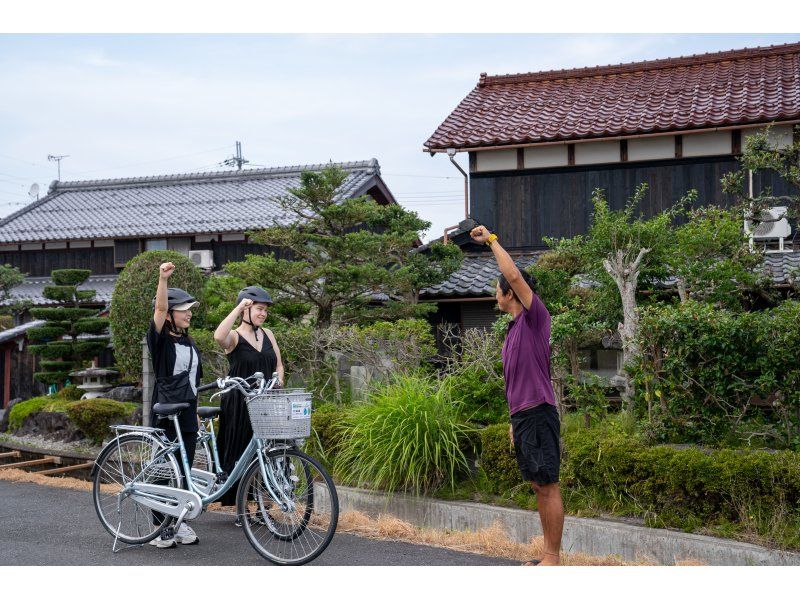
left=334, top=485, right=800, bottom=566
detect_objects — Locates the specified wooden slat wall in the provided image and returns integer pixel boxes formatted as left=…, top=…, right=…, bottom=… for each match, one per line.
left=0, top=247, right=115, bottom=277
left=470, top=156, right=794, bottom=249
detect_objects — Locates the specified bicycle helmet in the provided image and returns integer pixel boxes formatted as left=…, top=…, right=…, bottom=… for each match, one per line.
left=237, top=286, right=272, bottom=342
left=152, top=288, right=198, bottom=335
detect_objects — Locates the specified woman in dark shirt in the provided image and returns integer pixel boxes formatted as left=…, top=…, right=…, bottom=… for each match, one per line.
left=213, top=286, right=284, bottom=517
left=146, top=261, right=203, bottom=548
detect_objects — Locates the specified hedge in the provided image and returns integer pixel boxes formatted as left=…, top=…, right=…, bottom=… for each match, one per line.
left=8, top=397, right=54, bottom=431
left=479, top=423, right=800, bottom=548
left=65, top=398, right=138, bottom=444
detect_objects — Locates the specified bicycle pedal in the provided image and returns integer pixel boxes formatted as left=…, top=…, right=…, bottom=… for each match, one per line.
left=162, top=526, right=176, bottom=540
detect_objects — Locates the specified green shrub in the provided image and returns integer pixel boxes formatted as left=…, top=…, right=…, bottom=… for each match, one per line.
left=109, top=250, right=206, bottom=381
left=306, top=402, right=348, bottom=469
left=65, top=398, right=138, bottom=444
left=479, top=423, right=800, bottom=548
left=445, top=368, right=507, bottom=425
left=333, top=374, right=474, bottom=494
left=8, top=397, right=53, bottom=431
left=42, top=399, right=79, bottom=413
left=55, top=384, right=87, bottom=402
left=631, top=300, right=800, bottom=448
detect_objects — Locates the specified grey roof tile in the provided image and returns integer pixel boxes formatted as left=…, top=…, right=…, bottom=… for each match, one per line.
left=8, top=275, right=117, bottom=306
left=420, top=251, right=541, bottom=299
left=0, top=160, right=382, bottom=243
left=0, top=320, right=45, bottom=343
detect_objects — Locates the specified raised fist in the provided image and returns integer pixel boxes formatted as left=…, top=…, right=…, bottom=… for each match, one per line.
left=470, top=225, right=492, bottom=243
left=159, top=262, right=176, bottom=279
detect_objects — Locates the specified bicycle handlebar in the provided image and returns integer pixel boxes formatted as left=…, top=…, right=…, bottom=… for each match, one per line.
left=197, top=372, right=279, bottom=398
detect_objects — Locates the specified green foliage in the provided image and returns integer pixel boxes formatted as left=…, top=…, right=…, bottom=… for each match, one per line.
left=29, top=307, right=97, bottom=321
left=479, top=421, right=800, bottom=549
left=109, top=250, right=206, bottom=380
left=190, top=328, right=228, bottom=383
left=51, top=269, right=91, bottom=286
left=667, top=206, right=767, bottom=309
left=445, top=367, right=507, bottom=426
left=0, top=263, right=26, bottom=314
left=29, top=341, right=73, bottom=359
left=566, top=372, right=609, bottom=427
left=55, top=384, right=86, bottom=401
left=65, top=398, right=137, bottom=444
left=8, top=397, right=53, bottom=431
left=73, top=317, right=109, bottom=335
left=225, top=165, right=461, bottom=328
left=26, top=325, right=69, bottom=342
left=333, top=374, right=474, bottom=494
left=630, top=300, right=800, bottom=448
left=305, top=402, right=348, bottom=469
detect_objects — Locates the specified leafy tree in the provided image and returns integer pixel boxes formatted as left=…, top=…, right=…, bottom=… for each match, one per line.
left=0, top=263, right=25, bottom=329
left=224, top=165, right=462, bottom=328
left=26, top=269, right=109, bottom=386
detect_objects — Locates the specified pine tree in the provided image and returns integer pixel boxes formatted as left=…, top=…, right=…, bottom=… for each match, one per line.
left=27, top=269, right=110, bottom=386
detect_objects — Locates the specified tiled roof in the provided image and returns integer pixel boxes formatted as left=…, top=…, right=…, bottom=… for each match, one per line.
left=420, top=252, right=541, bottom=299
left=0, top=320, right=44, bottom=344
left=420, top=250, right=800, bottom=300
left=0, top=160, right=383, bottom=243
left=425, top=42, right=800, bottom=151
left=764, top=251, right=800, bottom=285
left=7, top=275, right=118, bottom=306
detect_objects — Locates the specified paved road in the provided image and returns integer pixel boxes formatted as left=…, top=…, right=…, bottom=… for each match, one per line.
left=0, top=480, right=515, bottom=566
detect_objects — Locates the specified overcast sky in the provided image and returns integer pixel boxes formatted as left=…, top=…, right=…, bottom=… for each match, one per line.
left=1, top=33, right=798, bottom=241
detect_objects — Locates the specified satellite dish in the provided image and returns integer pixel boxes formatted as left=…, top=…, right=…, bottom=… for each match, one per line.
left=28, top=183, right=40, bottom=200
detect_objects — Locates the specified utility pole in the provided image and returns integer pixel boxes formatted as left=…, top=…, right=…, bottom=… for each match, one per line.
left=220, top=141, right=249, bottom=171
left=47, top=154, right=69, bottom=181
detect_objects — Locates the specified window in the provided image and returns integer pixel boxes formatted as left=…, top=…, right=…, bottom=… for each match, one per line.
left=145, top=238, right=167, bottom=251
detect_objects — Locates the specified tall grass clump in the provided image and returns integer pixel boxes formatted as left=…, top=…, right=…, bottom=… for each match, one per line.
left=333, top=374, right=474, bottom=494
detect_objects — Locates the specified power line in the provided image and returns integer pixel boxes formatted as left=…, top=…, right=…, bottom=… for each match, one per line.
left=383, top=172, right=462, bottom=179
left=60, top=144, right=235, bottom=176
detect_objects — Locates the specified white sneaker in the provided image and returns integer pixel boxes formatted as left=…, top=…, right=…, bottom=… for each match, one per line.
left=175, top=523, right=199, bottom=545
left=149, top=530, right=177, bottom=548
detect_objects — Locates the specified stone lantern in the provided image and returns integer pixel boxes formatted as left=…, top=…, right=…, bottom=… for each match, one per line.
left=69, top=367, right=119, bottom=399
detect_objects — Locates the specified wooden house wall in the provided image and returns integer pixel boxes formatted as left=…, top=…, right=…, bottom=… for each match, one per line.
left=470, top=156, right=794, bottom=249
left=0, top=247, right=115, bottom=277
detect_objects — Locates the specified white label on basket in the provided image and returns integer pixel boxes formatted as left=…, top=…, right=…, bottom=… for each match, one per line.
left=291, top=401, right=312, bottom=419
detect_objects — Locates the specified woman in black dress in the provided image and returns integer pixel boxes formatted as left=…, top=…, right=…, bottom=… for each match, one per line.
left=213, top=285, right=284, bottom=514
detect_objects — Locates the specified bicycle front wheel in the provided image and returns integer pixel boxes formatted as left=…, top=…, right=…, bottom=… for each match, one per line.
left=237, top=447, right=339, bottom=565
left=92, top=433, right=182, bottom=544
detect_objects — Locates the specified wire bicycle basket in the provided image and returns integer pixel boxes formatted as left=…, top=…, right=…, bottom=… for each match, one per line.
left=246, top=388, right=313, bottom=440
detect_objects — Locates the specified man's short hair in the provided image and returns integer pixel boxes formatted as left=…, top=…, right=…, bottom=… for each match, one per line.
left=498, top=270, right=537, bottom=302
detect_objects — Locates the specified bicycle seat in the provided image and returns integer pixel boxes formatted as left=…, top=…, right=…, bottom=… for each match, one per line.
left=197, top=406, right=221, bottom=419
left=152, top=402, right=191, bottom=417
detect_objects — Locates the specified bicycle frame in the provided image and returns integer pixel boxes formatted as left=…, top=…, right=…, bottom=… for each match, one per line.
left=122, top=372, right=296, bottom=522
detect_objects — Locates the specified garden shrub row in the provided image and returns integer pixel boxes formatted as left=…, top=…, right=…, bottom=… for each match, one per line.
left=480, top=423, right=800, bottom=548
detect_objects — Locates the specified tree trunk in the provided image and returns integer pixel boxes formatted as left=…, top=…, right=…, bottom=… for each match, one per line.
left=676, top=278, right=688, bottom=303
left=603, top=247, right=650, bottom=410
left=316, top=304, right=333, bottom=329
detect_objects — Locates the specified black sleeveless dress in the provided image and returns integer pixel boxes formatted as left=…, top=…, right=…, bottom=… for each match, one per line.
left=217, top=330, right=278, bottom=506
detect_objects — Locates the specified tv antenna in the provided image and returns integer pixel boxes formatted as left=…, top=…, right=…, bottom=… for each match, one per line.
left=220, top=141, right=249, bottom=171
left=47, top=154, right=69, bottom=181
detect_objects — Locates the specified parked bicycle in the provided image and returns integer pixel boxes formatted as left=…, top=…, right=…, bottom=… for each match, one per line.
left=91, top=372, right=338, bottom=565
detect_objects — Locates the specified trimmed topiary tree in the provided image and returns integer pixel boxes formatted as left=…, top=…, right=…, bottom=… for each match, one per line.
left=27, top=269, right=110, bottom=387
left=109, top=250, right=206, bottom=381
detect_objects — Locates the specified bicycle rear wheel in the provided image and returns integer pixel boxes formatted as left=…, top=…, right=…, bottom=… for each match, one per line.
left=237, top=447, right=338, bottom=565
left=193, top=434, right=213, bottom=473
left=92, top=433, right=182, bottom=544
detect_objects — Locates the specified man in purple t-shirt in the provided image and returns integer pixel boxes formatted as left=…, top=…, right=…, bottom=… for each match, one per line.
left=470, top=225, right=564, bottom=566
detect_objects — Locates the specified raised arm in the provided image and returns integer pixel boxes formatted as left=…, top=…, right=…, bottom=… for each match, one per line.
left=214, top=298, right=252, bottom=353
left=153, top=262, right=174, bottom=333
left=470, top=225, right=533, bottom=310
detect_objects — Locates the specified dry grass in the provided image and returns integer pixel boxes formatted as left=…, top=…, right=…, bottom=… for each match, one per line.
left=0, top=467, right=704, bottom=565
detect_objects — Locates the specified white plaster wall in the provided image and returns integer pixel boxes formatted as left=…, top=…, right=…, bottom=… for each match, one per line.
left=628, top=136, right=675, bottom=161
left=574, top=140, right=620, bottom=165
left=523, top=144, right=568, bottom=168
left=743, top=124, right=794, bottom=150
left=682, top=131, right=731, bottom=157
left=475, top=149, right=517, bottom=172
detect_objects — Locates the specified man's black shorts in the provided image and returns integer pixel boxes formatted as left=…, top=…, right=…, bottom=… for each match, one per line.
left=511, top=403, right=560, bottom=486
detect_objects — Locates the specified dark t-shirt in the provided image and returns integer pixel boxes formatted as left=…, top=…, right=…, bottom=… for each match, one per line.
left=501, top=293, right=556, bottom=415
left=146, top=320, right=202, bottom=399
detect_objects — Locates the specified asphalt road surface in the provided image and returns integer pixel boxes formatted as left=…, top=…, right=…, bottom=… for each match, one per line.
left=0, top=480, right=516, bottom=566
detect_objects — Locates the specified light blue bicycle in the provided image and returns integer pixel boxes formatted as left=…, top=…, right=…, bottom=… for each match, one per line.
left=91, top=372, right=338, bottom=565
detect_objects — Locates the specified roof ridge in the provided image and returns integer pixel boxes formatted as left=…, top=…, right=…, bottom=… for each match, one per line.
left=50, top=158, right=380, bottom=192
left=478, top=41, right=800, bottom=87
